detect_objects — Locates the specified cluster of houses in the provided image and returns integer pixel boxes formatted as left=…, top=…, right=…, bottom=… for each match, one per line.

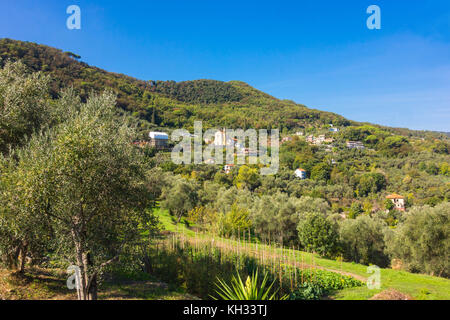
left=306, top=134, right=334, bottom=145
left=146, top=131, right=407, bottom=213
left=213, top=129, right=259, bottom=156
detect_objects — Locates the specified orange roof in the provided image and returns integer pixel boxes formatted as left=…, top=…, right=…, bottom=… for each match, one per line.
left=296, top=168, right=306, bottom=172
left=386, top=193, right=404, bottom=199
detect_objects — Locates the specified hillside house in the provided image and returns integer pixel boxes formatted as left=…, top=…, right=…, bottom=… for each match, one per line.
left=214, top=130, right=237, bottom=147
left=224, top=164, right=235, bottom=174
left=294, top=168, right=307, bottom=179
left=386, top=194, right=405, bottom=211
left=306, top=134, right=333, bottom=145
left=149, top=131, right=169, bottom=149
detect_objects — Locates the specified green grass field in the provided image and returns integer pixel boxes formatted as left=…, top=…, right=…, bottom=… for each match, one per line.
left=155, top=207, right=450, bottom=300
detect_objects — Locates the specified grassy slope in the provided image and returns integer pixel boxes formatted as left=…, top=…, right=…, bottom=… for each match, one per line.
left=0, top=210, right=448, bottom=300
left=156, top=208, right=450, bottom=300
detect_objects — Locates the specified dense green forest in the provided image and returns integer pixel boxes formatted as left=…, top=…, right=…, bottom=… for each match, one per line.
left=0, top=39, right=449, bottom=300
left=0, top=39, right=351, bottom=132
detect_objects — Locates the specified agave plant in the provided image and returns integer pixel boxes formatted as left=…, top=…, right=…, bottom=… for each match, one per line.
left=213, top=269, right=287, bottom=300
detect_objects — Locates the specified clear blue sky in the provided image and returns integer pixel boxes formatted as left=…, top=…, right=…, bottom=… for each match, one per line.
left=1, top=0, right=449, bottom=131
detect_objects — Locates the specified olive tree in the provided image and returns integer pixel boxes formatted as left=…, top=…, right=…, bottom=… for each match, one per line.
left=161, top=176, right=198, bottom=223
left=8, top=90, right=153, bottom=299
left=0, top=140, right=53, bottom=272
left=297, top=212, right=339, bottom=257
left=251, top=193, right=304, bottom=246
left=385, top=203, right=449, bottom=277
left=339, top=215, right=389, bottom=267
left=0, top=60, right=50, bottom=154
left=0, top=60, right=51, bottom=271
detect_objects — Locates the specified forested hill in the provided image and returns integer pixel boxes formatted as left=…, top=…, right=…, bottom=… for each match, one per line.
left=0, top=38, right=350, bottom=132
left=0, top=38, right=444, bottom=139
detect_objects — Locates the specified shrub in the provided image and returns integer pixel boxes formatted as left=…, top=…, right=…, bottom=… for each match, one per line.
left=385, top=202, right=449, bottom=277
left=297, top=212, right=340, bottom=257
left=339, top=215, right=390, bottom=267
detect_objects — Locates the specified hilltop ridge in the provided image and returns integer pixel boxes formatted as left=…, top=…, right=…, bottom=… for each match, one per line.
left=0, top=38, right=447, bottom=140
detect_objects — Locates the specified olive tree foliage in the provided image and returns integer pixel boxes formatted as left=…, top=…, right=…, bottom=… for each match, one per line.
left=339, top=215, right=390, bottom=267
left=0, top=146, right=52, bottom=272
left=1, top=90, right=154, bottom=300
left=234, top=165, right=261, bottom=191
left=0, top=60, right=52, bottom=271
left=201, top=186, right=253, bottom=236
left=250, top=195, right=328, bottom=246
left=198, top=181, right=223, bottom=207
left=297, top=212, right=340, bottom=257
left=145, top=167, right=173, bottom=206
left=214, top=186, right=253, bottom=215
left=292, top=196, right=330, bottom=218
left=161, top=176, right=199, bottom=223
left=385, top=202, right=449, bottom=277
left=216, top=204, right=252, bottom=236
left=0, top=60, right=50, bottom=154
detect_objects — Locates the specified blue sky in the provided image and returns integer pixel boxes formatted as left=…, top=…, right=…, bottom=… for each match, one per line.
left=1, top=0, right=449, bottom=131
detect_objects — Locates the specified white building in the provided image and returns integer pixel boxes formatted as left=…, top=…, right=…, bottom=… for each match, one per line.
left=386, top=194, right=405, bottom=211
left=224, top=164, right=235, bottom=174
left=148, top=131, right=169, bottom=149
left=294, top=168, right=307, bottom=179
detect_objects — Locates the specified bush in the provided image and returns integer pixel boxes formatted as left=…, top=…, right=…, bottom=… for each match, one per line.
left=339, top=215, right=390, bottom=267
left=297, top=212, right=340, bottom=257
left=385, top=202, right=449, bottom=277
